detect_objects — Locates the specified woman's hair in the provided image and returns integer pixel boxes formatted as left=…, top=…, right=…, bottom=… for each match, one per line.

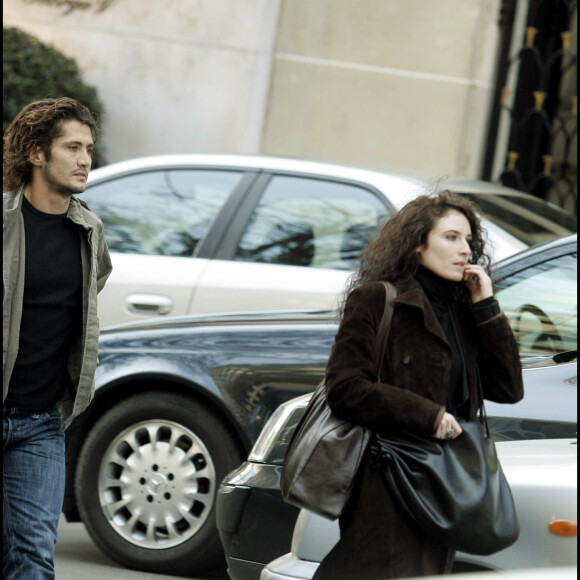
left=3, top=97, right=98, bottom=192
left=342, top=189, right=492, bottom=309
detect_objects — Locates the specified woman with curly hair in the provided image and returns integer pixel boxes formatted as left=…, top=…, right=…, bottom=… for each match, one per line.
left=313, top=190, right=524, bottom=579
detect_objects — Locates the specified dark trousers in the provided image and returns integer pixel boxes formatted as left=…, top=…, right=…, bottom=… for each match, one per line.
left=313, top=457, right=455, bottom=580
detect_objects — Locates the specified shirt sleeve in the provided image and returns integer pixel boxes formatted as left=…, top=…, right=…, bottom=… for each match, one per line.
left=471, top=296, right=500, bottom=324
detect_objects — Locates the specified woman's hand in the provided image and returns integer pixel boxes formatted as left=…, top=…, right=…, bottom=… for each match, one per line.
left=433, top=411, right=462, bottom=440
left=463, top=264, right=493, bottom=303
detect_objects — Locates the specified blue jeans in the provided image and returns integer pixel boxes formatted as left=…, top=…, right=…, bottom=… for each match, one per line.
left=3, top=405, right=65, bottom=580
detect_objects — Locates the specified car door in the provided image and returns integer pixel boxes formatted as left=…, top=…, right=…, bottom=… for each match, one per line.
left=189, top=173, right=394, bottom=315
left=82, top=167, right=252, bottom=327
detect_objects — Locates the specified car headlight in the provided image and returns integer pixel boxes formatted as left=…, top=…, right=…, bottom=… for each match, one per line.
left=248, top=393, right=312, bottom=464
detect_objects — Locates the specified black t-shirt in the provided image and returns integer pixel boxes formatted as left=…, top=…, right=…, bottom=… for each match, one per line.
left=6, top=196, right=83, bottom=410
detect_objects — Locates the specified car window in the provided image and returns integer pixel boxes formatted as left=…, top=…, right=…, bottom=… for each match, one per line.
left=234, top=175, right=390, bottom=270
left=495, top=252, right=577, bottom=358
left=82, top=169, right=243, bottom=256
left=459, top=193, right=576, bottom=247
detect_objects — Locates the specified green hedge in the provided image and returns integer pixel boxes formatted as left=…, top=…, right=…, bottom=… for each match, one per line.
left=3, top=26, right=107, bottom=167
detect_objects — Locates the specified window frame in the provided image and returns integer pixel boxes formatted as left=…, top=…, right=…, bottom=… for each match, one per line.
left=493, top=240, right=577, bottom=284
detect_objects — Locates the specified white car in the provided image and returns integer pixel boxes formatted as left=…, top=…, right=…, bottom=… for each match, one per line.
left=81, top=155, right=576, bottom=327
left=261, top=438, right=577, bottom=579
left=370, top=568, right=578, bottom=580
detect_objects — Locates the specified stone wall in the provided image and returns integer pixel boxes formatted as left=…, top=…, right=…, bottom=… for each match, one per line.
left=3, top=0, right=280, bottom=163
left=4, top=0, right=502, bottom=178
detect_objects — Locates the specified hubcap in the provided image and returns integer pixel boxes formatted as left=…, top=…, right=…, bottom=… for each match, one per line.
left=98, top=420, right=216, bottom=549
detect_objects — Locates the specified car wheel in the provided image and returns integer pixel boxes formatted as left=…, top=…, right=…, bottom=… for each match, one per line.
left=74, top=392, right=244, bottom=576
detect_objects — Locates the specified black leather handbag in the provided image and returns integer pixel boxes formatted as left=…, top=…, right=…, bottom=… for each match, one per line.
left=281, top=282, right=397, bottom=520
left=369, top=374, right=520, bottom=556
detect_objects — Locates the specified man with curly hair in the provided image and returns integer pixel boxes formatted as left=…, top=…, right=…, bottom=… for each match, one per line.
left=3, top=97, right=112, bottom=579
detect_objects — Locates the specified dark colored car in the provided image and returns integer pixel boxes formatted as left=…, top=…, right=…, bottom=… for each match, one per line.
left=217, top=234, right=578, bottom=580
left=64, top=311, right=336, bottom=577
left=62, top=235, right=577, bottom=577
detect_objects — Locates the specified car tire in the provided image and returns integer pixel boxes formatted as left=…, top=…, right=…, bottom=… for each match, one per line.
left=74, top=391, right=244, bottom=576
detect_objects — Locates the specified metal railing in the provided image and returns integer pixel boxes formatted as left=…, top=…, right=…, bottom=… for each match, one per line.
left=484, top=0, right=577, bottom=214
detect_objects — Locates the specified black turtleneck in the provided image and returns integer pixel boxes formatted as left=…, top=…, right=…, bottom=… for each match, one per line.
left=414, top=265, right=501, bottom=418
left=414, top=265, right=469, bottom=416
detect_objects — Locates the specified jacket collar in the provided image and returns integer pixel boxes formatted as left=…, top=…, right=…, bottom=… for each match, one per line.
left=66, top=196, right=94, bottom=231
left=3, top=185, right=25, bottom=233
left=392, top=276, right=451, bottom=348
left=3, top=185, right=94, bottom=232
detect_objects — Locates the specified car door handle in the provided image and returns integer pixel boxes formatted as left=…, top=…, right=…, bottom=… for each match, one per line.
left=125, top=294, right=173, bottom=315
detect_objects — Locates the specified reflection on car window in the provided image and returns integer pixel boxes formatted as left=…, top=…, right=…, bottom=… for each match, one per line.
left=459, top=193, right=576, bottom=247
left=235, top=176, right=390, bottom=270
left=82, top=170, right=242, bottom=256
left=495, top=252, right=577, bottom=359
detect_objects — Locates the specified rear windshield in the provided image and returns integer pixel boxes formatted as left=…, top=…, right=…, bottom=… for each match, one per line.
left=458, top=193, right=577, bottom=247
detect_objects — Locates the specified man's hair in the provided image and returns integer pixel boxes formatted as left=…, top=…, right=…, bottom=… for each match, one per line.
left=3, top=97, right=98, bottom=192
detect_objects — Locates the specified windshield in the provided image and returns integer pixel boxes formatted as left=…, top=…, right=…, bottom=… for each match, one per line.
left=458, top=193, right=576, bottom=247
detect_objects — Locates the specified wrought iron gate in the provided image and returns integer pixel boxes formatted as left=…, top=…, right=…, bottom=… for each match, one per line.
left=483, top=0, right=577, bottom=215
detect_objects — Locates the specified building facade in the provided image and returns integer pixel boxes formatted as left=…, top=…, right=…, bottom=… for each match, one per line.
left=3, top=0, right=576, bottom=210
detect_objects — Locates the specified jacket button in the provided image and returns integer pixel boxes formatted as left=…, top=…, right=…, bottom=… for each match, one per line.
left=402, top=355, right=411, bottom=365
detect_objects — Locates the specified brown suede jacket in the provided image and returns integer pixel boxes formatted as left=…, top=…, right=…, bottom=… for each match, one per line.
left=325, top=278, right=524, bottom=437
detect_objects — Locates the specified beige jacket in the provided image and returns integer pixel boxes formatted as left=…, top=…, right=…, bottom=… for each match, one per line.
left=3, top=186, right=112, bottom=429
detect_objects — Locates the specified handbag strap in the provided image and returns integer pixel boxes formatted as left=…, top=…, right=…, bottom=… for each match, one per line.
left=375, top=282, right=397, bottom=380
left=475, top=366, right=491, bottom=438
